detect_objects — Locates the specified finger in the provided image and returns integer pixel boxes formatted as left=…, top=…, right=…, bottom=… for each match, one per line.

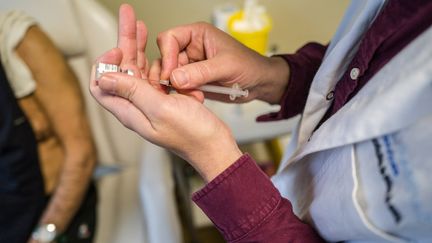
left=118, top=4, right=137, bottom=66
left=90, top=48, right=123, bottom=89
left=170, top=55, right=231, bottom=89
left=148, top=59, right=166, bottom=92
left=136, top=20, right=148, bottom=77
left=142, top=59, right=150, bottom=79
left=97, top=72, right=168, bottom=118
left=178, top=51, right=190, bottom=67
left=96, top=47, right=123, bottom=66
left=89, top=64, right=156, bottom=139
left=157, top=24, right=200, bottom=80
left=90, top=52, right=120, bottom=103
left=149, top=59, right=161, bottom=82
left=90, top=48, right=123, bottom=109
left=150, top=58, right=204, bottom=102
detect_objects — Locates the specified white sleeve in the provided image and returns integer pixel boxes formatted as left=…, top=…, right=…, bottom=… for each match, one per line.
left=0, top=10, right=37, bottom=98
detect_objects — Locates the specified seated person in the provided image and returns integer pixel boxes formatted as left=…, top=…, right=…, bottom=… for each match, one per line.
left=0, top=10, right=97, bottom=243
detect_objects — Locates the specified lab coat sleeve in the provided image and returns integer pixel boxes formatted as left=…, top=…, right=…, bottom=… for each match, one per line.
left=257, top=42, right=327, bottom=122
left=192, top=154, right=324, bottom=242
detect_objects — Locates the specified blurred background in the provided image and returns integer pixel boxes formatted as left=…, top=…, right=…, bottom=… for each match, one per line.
left=98, top=0, right=349, bottom=61
left=1, top=0, right=348, bottom=242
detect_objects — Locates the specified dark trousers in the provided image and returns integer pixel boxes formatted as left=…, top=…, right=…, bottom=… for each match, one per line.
left=54, top=182, right=98, bottom=243
left=0, top=63, right=45, bottom=243
left=0, top=62, right=97, bottom=243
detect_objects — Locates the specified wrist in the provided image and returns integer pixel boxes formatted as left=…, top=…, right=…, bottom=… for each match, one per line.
left=187, top=130, right=243, bottom=183
left=197, top=147, right=243, bottom=183
left=256, top=56, right=290, bottom=104
left=31, top=223, right=58, bottom=243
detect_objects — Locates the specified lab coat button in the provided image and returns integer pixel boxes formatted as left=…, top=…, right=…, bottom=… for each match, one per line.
left=350, top=67, right=360, bottom=80
left=326, top=91, right=334, bottom=100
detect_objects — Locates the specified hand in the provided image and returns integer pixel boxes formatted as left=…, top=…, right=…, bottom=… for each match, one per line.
left=90, top=5, right=243, bottom=182
left=157, top=22, right=290, bottom=104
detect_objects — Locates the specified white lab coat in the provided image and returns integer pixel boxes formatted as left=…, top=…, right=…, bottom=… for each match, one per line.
left=272, top=1, right=432, bottom=242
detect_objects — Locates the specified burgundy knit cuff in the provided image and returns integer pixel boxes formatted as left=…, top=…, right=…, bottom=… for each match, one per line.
left=257, top=42, right=327, bottom=122
left=192, top=154, right=281, bottom=241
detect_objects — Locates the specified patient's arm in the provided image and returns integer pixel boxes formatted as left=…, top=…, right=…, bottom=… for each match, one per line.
left=16, top=25, right=96, bottom=234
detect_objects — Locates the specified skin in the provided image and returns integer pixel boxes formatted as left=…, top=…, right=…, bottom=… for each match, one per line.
left=15, top=25, right=96, bottom=240
left=90, top=4, right=290, bottom=183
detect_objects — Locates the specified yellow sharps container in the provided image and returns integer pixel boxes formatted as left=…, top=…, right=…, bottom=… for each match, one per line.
left=227, top=3, right=272, bottom=55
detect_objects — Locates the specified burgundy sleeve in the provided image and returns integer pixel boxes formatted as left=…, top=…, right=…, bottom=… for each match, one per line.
left=192, top=154, right=324, bottom=242
left=257, top=42, right=327, bottom=122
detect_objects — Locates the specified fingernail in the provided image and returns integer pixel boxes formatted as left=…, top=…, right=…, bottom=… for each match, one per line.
left=99, top=75, right=118, bottom=94
left=172, top=69, right=189, bottom=88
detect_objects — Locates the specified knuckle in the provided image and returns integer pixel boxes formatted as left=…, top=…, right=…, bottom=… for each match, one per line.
left=126, top=79, right=139, bottom=101
left=195, top=62, right=211, bottom=82
left=152, top=98, right=175, bottom=120
left=155, top=100, right=171, bottom=118
left=120, top=116, right=133, bottom=130
left=117, top=106, right=134, bottom=130
left=195, top=21, right=210, bottom=28
left=156, top=31, right=169, bottom=45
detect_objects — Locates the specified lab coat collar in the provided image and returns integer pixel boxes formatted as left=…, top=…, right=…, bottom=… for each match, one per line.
left=296, top=0, right=387, bottom=146
left=286, top=26, right=432, bottom=167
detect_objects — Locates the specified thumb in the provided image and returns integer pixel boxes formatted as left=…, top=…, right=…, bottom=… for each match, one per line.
left=170, top=56, right=228, bottom=89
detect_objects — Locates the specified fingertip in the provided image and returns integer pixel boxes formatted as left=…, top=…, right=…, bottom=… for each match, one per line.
left=149, top=59, right=162, bottom=80
left=119, top=3, right=136, bottom=36
left=136, top=20, right=148, bottom=52
left=191, top=90, right=205, bottom=103
left=89, top=64, right=104, bottom=100
left=136, top=20, right=147, bottom=32
left=96, top=48, right=123, bottom=64
left=98, top=74, right=118, bottom=96
left=93, top=48, right=123, bottom=85
left=90, top=64, right=97, bottom=89
left=157, top=33, right=179, bottom=80
left=119, top=3, right=134, bottom=14
left=171, top=69, right=189, bottom=88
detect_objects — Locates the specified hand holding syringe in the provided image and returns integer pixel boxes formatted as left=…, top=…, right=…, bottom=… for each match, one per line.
left=97, top=63, right=249, bottom=101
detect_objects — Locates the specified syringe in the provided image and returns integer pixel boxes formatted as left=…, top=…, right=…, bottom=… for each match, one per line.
left=159, top=80, right=248, bottom=101
left=96, top=63, right=249, bottom=100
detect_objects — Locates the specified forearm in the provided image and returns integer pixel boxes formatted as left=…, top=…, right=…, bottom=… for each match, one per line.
left=193, top=154, right=324, bottom=242
left=16, top=25, right=96, bottom=232
left=39, top=146, right=95, bottom=232
left=35, top=118, right=95, bottom=233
